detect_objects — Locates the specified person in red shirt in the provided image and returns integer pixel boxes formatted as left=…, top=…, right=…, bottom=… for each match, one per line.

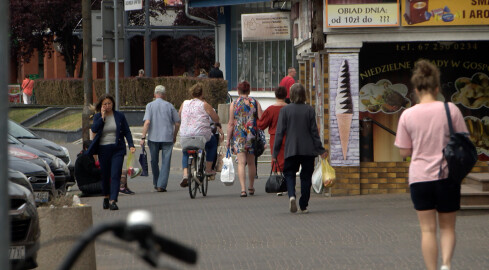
left=21, top=75, right=34, bottom=104
left=279, top=67, right=296, bottom=104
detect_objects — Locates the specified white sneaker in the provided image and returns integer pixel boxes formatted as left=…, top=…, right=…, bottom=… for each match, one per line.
left=440, top=266, right=450, bottom=270
left=289, top=197, right=297, bottom=213
left=300, top=209, right=309, bottom=214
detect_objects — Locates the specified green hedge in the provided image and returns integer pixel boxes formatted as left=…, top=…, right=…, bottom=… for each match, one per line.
left=34, top=77, right=228, bottom=109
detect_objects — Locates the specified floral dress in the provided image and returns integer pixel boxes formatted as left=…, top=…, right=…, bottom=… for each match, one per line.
left=232, top=96, right=258, bottom=154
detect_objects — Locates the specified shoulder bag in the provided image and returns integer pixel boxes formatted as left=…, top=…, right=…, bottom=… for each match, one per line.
left=440, top=102, right=478, bottom=184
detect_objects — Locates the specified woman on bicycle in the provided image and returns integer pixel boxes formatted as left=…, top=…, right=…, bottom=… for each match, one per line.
left=178, top=83, right=220, bottom=187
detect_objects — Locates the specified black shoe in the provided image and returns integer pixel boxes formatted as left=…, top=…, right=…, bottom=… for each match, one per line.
left=103, top=198, right=109, bottom=210
left=109, top=201, right=119, bottom=210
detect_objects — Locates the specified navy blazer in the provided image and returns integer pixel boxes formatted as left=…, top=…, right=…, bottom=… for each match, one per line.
left=86, top=110, right=135, bottom=156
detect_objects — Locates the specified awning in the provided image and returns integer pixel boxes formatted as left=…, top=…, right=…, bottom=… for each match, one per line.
left=188, top=0, right=267, bottom=8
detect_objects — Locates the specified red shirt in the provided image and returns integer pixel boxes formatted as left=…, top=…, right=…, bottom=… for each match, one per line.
left=279, top=76, right=295, bottom=98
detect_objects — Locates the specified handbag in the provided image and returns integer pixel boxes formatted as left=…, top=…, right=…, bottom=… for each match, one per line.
left=265, top=160, right=287, bottom=193
left=215, top=147, right=225, bottom=172
left=440, top=102, right=477, bottom=184
left=139, top=145, right=149, bottom=177
left=220, top=148, right=235, bottom=186
left=253, top=98, right=266, bottom=157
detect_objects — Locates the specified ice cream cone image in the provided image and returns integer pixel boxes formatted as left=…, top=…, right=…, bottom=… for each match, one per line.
left=335, top=60, right=353, bottom=160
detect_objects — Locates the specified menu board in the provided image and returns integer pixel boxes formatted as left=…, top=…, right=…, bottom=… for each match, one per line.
left=402, top=0, right=489, bottom=26
left=324, top=0, right=399, bottom=28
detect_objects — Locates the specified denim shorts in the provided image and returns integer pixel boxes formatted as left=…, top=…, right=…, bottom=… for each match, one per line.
left=410, top=179, right=461, bottom=212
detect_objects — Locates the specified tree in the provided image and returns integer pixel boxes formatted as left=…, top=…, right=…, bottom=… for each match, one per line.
left=10, top=0, right=82, bottom=77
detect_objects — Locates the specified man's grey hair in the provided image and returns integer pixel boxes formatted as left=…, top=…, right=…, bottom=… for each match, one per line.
left=155, top=85, right=166, bottom=95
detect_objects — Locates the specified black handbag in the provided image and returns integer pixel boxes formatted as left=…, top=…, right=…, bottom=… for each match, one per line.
left=253, top=98, right=266, bottom=157
left=265, top=161, right=287, bottom=193
left=440, top=102, right=477, bottom=184
left=139, top=145, right=149, bottom=177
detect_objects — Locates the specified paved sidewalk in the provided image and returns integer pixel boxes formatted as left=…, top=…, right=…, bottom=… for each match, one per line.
left=61, top=142, right=489, bottom=270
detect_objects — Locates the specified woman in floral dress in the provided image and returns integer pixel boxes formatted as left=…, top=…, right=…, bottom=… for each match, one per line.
left=226, top=81, right=263, bottom=197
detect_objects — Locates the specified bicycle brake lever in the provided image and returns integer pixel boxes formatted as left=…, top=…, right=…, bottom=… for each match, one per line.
left=152, top=233, right=198, bottom=264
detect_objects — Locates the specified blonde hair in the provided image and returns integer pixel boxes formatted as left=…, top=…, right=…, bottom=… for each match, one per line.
left=411, top=59, right=440, bottom=95
left=189, top=83, right=203, bottom=98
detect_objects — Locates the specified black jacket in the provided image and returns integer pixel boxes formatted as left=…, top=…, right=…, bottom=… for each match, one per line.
left=209, top=67, right=223, bottom=78
left=74, top=151, right=101, bottom=186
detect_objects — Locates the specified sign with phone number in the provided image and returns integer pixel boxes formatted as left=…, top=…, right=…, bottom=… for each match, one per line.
left=325, top=0, right=400, bottom=28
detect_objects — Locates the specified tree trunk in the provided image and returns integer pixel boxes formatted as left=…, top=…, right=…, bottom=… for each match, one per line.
left=82, top=0, right=93, bottom=142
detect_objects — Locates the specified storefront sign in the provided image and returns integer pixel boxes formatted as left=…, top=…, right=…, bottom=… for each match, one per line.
left=324, top=0, right=400, bottom=28
left=241, top=13, right=291, bottom=42
left=124, top=0, right=142, bottom=11
left=402, top=0, right=489, bottom=26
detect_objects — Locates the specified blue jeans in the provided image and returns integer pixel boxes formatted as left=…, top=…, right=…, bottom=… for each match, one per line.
left=182, top=135, right=217, bottom=168
left=98, top=144, right=125, bottom=201
left=283, top=155, right=315, bottom=211
left=148, top=140, right=174, bottom=189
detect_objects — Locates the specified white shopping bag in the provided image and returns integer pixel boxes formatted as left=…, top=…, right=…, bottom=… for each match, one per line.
left=312, top=157, right=323, bottom=194
left=220, top=148, right=235, bottom=186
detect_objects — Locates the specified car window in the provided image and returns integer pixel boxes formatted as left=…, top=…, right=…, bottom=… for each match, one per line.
left=8, top=135, right=22, bottom=144
left=8, top=120, right=38, bottom=138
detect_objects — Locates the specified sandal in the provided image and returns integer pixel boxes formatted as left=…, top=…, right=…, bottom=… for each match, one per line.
left=240, top=191, right=247, bottom=197
left=248, top=188, right=255, bottom=196
left=180, top=177, right=188, bottom=188
left=205, top=170, right=216, bottom=176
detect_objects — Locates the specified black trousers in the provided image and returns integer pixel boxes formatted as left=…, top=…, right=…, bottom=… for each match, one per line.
left=283, top=155, right=315, bottom=211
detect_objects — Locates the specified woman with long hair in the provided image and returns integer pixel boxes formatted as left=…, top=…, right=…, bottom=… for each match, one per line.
left=87, top=94, right=136, bottom=210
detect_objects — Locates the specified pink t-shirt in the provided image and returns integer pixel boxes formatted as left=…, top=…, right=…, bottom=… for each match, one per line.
left=394, top=101, right=468, bottom=185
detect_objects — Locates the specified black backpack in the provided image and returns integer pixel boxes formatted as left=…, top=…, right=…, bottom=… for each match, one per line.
left=440, top=102, right=478, bottom=184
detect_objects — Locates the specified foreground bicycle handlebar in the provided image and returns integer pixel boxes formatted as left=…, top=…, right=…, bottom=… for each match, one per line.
left=58, top=210, right=198, bottom=270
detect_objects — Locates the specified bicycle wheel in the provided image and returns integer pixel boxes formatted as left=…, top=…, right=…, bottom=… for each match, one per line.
left=201, top=151, right=208, bottom=196
left=188, top=155, right=198, bottom=199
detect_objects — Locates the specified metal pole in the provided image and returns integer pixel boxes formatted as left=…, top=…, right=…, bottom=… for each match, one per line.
left=124, top=10, right=131, bottom=77
left=0, top=0, right=10, bottom=267
left=144, top=0, right=151, bottom=77
left=114, top=0, right=120, bottom=110
left=82, top=0, right=94, bottom=142
left=105, top=60, right=109, bottom=93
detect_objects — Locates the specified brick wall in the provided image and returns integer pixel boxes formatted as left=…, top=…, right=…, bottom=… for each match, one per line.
left=329, top=161, right=489, bottom=196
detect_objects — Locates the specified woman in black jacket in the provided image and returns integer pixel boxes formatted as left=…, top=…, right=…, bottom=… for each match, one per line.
left=273, top=83, right=328, bottom=213
left=87, top=94, right=135, bottom=210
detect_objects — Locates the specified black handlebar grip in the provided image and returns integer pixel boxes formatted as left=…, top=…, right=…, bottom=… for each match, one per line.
left=153, top=234, right=198, bottom=264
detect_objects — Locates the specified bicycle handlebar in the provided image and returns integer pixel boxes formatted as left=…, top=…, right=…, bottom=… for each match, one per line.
left=58, top=210, right=197, bottom=270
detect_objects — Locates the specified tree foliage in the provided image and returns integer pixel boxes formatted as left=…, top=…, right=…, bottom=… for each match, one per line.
left=10, top=0, right=82, bottom=77
left=173, top=6, right=217, bottom=26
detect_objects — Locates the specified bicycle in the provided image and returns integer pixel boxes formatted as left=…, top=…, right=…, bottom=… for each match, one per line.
left=58, top=210, right=197, bottom=270
left=181, top=136, right=209, bottom=199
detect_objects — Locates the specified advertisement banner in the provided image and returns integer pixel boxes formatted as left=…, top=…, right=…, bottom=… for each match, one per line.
left=324, top=0, right=399, bottom=28
left=124, top=0, right=142, bottom=11
left=241, top=13, right=291, bottom=42
left=402, top=0, right=489, bottom=26
left=360, top=41, right=489, bottom=161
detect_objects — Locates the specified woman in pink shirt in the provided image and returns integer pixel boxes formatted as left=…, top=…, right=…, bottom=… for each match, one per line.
left=395, top=60, right=468, bottom=270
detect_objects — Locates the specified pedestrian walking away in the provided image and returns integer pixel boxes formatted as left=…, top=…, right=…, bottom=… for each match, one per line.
left=395, top=59, right=469, bottom=270
left=227, top=81, right=263, bottom=197
left=279, top=67, right=296, bottom=104
left=209, top=62, right=224, bottom=79
left=258, top=86, right=288, bottom=196
left=141, top=85, right=181, bottom=192
left=273, top=83, right=328, bottom=213
left=178, top=83, right=220, bottom=188
left=87, top=94, right=136, bottom=211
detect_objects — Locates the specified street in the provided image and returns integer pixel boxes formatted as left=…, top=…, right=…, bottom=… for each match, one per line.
left=58, top=142, right=489, bottom=270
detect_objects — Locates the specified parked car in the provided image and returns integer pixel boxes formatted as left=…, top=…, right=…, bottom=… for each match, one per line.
left=9, top=169, right=34, bottom=194
left=9, top=181, right=40, bottom=270
left=8, top=119, right=74, bottom=182
left=9, top=156, right=56, bottom=204
left=9, top=134, right=70, bottom=193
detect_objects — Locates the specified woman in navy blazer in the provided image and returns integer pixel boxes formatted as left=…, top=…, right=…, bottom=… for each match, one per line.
left=87, top=94, right=135, bottom=210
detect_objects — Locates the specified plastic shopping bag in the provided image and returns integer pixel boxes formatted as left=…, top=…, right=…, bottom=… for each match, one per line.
left=312, top=159, right=323, bottom=194
left=322, top=158, right=336, bottom=188
left=220, top=148, right=235, bottom=186
left=139, top=146, right=149, bottom=176
left=126, top=151, right=142, bottom=179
